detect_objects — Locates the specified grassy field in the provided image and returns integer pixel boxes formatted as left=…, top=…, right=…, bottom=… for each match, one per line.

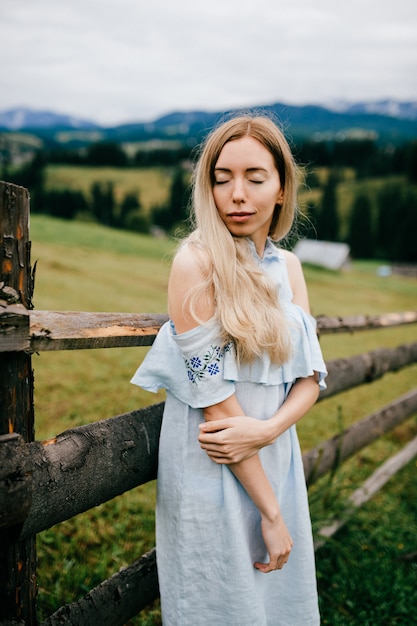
left=44, top=164, right=174, bottom=210
left=29, top=215, right=417, bottom=624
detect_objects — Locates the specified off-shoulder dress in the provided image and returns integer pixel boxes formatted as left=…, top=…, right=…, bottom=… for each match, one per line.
left=131, top=239, right=327, bottom=626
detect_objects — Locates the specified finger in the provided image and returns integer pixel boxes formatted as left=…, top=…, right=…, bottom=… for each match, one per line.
left=254, top=561, right=273, bottom=573
left=254, top=554, right=290, bottom=573
left=199, top=421, right=224, bottom=432
left=198, top=431, right=224, bottom=444
left=198, top=440, right=224, bottom=453
left=199, top=437, right=232, bottom=455
left=203, top=450, right=233, bottom=464
left=203, top=447, right=239, bottom=463
left=198, top=431, right=218, bottom=444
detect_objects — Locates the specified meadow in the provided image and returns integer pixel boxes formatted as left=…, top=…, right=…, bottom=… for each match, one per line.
left=44, top=164, right=174, bottom=211
left=29, top=215, right=417, bottom=625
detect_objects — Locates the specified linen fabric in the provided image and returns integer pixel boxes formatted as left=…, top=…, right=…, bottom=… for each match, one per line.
left=131, top=239, right=327, bottom=625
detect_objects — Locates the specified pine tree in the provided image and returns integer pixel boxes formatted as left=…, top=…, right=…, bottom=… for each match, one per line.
left=119, top=191, right=149, bottom=233
left=376, top=184, right=400, bottom=259
left=392, top=189, right=417, bottom=262
left=151, top=168, right=190, bottom=232
left=90, top=182, right=116, bottom=226
left=317, top=172, right=340, bottom=241
left=348, top=194, right=374, bottom=259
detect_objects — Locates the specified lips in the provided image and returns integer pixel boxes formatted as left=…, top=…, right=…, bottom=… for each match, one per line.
left=227, top=212, right=255, bottom=222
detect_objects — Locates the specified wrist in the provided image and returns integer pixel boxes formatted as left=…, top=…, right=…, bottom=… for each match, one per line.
left=264, top=415, right=282, bottom=445
left=261, top=506, right=281, bottom=525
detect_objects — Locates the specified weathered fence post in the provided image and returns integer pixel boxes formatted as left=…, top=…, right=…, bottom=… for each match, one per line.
left=0, top=181, right=37, bottom=625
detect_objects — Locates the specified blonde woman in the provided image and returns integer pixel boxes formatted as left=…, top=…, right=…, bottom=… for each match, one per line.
left=131, top=115, right=327, bottom=625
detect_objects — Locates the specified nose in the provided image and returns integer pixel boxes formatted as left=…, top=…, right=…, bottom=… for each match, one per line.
left=232, top=178, right=246, bottom=203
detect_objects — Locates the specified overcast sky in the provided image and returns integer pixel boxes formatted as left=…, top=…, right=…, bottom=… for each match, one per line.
left=1, top=0, right=416, bottom=126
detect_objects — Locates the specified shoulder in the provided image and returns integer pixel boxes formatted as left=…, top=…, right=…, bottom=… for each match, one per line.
left=168, top=240, right=214, bottom=332
left=170, top=240, right=211, bottom=286
left=279, top=249, right=310, bottom=313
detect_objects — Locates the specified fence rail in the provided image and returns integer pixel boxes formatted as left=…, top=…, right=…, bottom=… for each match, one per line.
left=2, top=308, right=417, bottom=354
left=1, top=180, right=417, bottom=626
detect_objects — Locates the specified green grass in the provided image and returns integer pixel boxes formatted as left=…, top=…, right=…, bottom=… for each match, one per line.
left=29, top=215, right=417, bottom=624
left=44, top=164, right=173, bottom=211
left=316, top=459, right=417, bottom=625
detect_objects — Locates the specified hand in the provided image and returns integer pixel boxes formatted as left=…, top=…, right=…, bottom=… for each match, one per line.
left=254, top=513, right=293, bottom=573
left=198, top=416, right=270, bottom=464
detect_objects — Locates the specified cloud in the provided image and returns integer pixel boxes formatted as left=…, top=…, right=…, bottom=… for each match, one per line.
left=1, top=0, right=416, bottom=124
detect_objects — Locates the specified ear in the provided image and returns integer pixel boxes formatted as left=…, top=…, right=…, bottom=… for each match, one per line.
left=276, top=187, right=284, bottom=205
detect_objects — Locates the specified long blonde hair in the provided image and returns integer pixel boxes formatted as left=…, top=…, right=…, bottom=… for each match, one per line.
left=185, top=115, right=298, bottom=364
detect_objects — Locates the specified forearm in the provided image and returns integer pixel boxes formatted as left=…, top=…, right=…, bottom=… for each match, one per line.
left=262, top=375, right=320, bottom=446
left=204, top=398, right=280, bottom=521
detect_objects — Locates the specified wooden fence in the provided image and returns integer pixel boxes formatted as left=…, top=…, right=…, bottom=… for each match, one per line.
left=1, top=180, right=417, bottom=625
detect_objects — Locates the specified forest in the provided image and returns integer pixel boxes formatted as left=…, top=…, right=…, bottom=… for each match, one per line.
left=2, top=131, right=417, bottom=262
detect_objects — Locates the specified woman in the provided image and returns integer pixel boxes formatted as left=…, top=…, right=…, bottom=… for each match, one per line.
left=131, top=115, right=327, bottom=625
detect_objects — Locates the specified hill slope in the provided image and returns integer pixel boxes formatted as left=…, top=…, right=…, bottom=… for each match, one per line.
left=1, top=100, right=417, bottom=145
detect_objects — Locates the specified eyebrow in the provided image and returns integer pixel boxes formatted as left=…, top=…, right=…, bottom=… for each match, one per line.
left=214, top=167, right=268, bottom=173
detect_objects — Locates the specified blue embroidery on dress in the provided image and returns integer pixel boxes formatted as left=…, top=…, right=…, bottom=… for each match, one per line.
left=185, top=343, right=232, bottom=384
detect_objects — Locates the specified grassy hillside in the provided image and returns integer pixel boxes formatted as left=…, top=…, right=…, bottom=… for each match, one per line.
left=29, top=216, right=417, bottom=625
left=44, top=164, right=173, bottom=210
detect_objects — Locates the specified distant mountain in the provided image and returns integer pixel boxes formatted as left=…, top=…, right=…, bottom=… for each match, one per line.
left=326, top=99, right=417, bottom=120
left=0, top=107, right=98, bottom=130
left=1, top=100, right=416, bottom=145
left=104, top=101, right=417, bottom=144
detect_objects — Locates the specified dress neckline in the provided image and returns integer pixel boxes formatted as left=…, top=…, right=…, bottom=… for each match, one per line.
left=246, top=237, right=281, bottom=263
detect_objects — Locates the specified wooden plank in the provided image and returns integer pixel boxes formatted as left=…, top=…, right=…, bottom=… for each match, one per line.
left=0, top=180, right=37, bottom=625
left=320, top=342, right=417, bottom=400
left=29, top=310, right=169, bottom=351
left=316, top=310, right=417, bottom=334
left=41, top=549, right=158, bottom=626
left=18, top=404, right=163, bottom=540
left=304, top=388, right=417, bottom=486
left=19, top=310, right=417, bottom=352
left=314, top=435, right=417, bottom=551
left=0, top=309, right=414, bottom=353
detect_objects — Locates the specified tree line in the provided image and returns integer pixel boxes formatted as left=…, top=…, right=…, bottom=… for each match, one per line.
left=300, top=171, right=417, bottom=262
left=2, top=152, right=189, bottom=236
left=2, top=137, right=417, bottom=262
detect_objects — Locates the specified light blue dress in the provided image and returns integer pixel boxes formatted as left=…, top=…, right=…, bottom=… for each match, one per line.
left=131, top=239, right=327, bottom=626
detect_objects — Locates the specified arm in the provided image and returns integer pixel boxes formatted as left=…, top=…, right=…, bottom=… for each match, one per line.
left=204, top=396, right=293, bottom=573
left=169, top=245, right=292, bottom=571
left=199, top=251, right=320, bottom=463
left=199, top=375, right=319, bottom=463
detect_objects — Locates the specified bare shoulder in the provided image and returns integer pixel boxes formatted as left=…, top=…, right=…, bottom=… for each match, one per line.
left=168, top=241, right=214, bottom=331
left=279, top=249, right=310, bottom=313
left=170, top=241, right=211, bottom=287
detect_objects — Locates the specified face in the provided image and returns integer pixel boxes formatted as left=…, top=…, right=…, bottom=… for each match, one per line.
left=212, top=136, right=284, bottom=256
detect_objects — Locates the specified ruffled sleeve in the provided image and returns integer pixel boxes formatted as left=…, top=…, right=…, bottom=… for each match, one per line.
left=220, top=302, right=327, bottom=390
left=283, top=303, right=327, bottom=389
left=130, top=319, right=236, bottom=409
